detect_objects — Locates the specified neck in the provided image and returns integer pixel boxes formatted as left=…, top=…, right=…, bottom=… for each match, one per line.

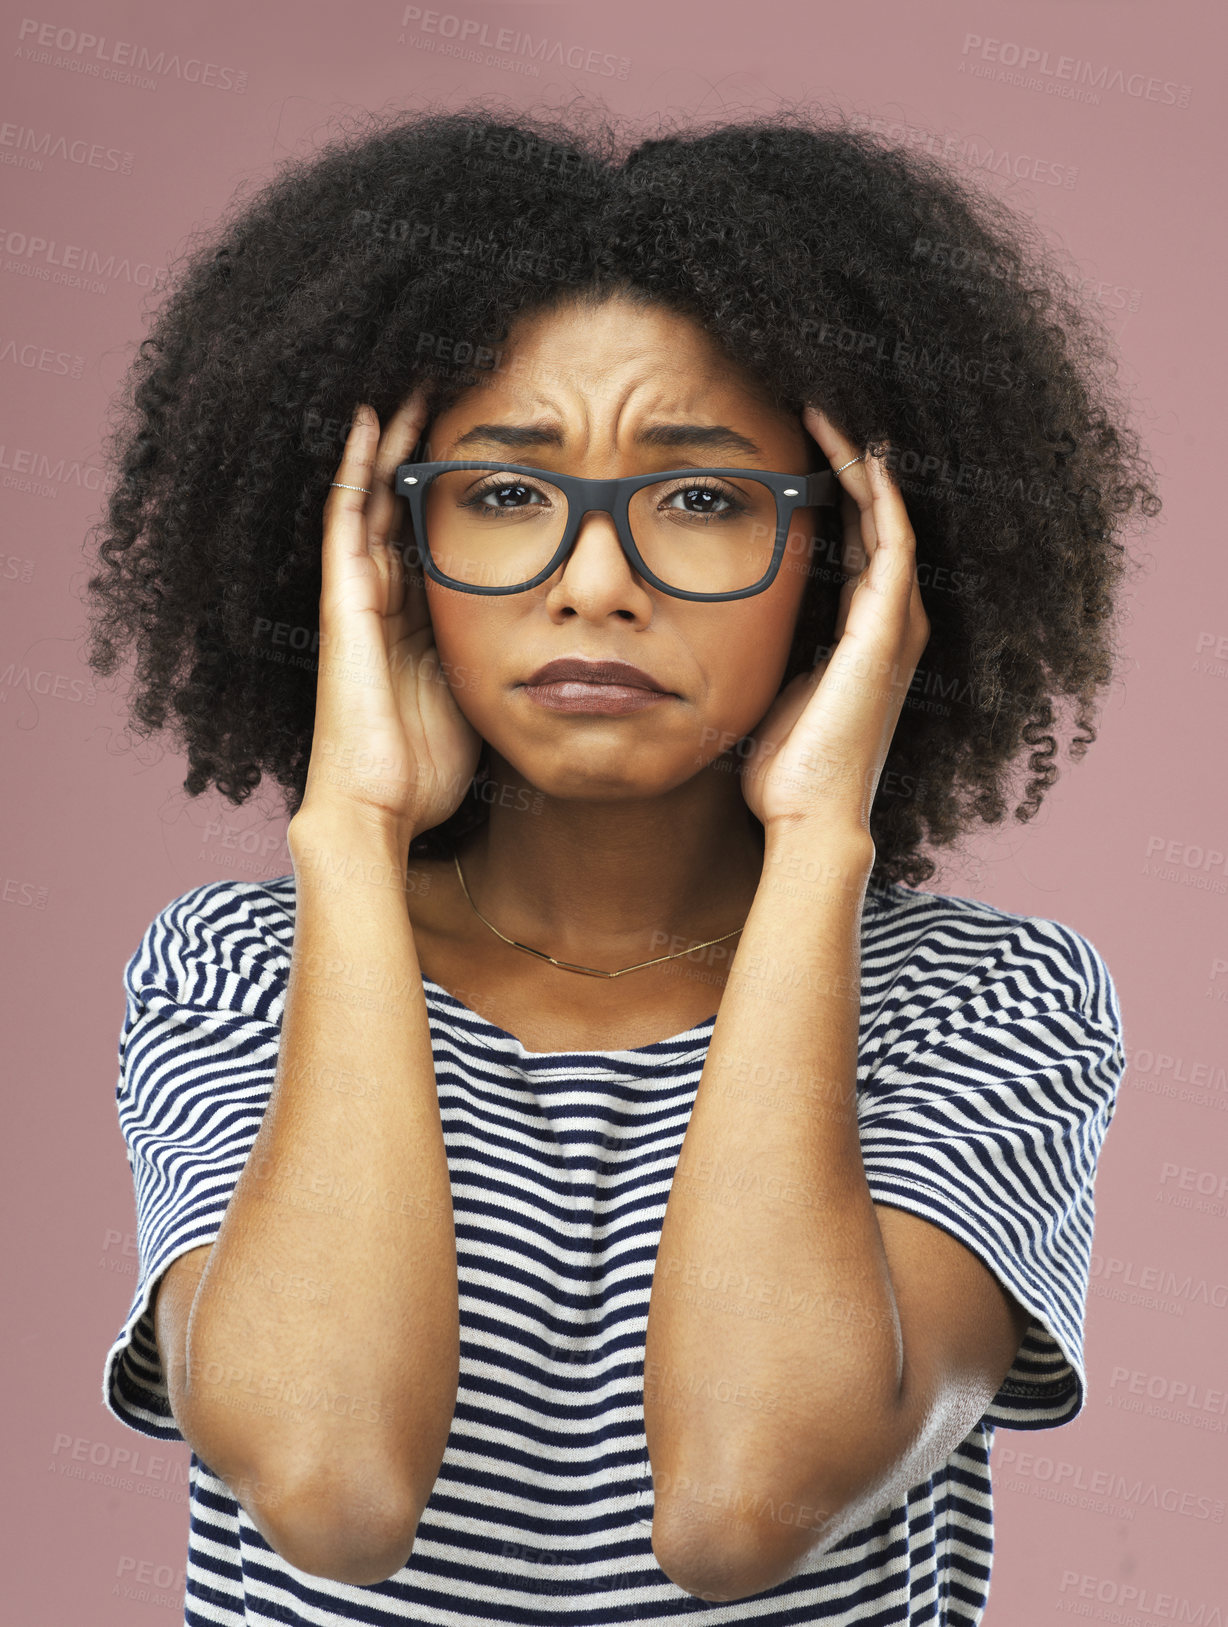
left=455, top=751, right=766, bottom=967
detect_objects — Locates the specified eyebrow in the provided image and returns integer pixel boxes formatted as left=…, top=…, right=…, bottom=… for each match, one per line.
left=448, top=421, right=765, bottom=459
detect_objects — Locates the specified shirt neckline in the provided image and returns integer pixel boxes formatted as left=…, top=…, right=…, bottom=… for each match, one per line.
left=420, top=973, right=719, bottom=1060
left=263, top=872, right=894, bottom=1057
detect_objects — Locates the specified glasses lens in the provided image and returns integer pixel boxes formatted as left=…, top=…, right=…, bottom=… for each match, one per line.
left=424, top=467, right=568, bottom=589
left=629, top=475, right=780, bottom=593
left=422, top=466, right=784, bottom=592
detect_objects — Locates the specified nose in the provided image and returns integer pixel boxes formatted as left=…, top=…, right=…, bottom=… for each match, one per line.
left=544, top=506, right=654, bottom=622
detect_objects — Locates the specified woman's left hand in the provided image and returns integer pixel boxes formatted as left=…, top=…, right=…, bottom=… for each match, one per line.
left=738, top=406, right=931, bottom=839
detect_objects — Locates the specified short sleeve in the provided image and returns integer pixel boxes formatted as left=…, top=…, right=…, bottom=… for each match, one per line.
left=100, top=881, right=290, bottom=1442
left=856, top=914, right=1125, bottom=1430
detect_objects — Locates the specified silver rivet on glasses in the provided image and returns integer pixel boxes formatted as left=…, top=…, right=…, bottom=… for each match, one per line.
left=404, top=476, right=418, bottom=484
left=783, top=488, right=798, bottom=496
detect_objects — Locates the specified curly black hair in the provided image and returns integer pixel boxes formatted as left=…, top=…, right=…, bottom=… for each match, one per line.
left=81, top=95, right=1161, bottom=890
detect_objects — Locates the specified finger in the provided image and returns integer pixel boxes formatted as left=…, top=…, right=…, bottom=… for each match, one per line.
left=367, top=386, right=433, bottom=634
left=830, top=450, right=929, bottom=712
left=831, top=486, right=863, bottom=645
left=322, top=405, right=381, bottom=601
left=862, top=445, right=927, bottom=632
left=803, top=404, right=875, bottom=522
left=804, top=405, right=879, bottom=642
left=807, top=410, right=926, bottom=643
left=368, top=384, right=432, bottom=553
left=806, top=410, right=917, bottom=599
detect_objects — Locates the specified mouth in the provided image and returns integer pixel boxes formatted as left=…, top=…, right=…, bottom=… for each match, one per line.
left=519, top=658, right=675, bottom=716
left=523, top=658, right=669, bottom=691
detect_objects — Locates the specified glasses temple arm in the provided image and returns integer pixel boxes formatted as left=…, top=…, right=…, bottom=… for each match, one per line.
left=804, top=469, right=842, bottom=510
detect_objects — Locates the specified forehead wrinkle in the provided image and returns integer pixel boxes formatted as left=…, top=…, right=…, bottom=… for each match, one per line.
left=445, top=312, right=778, bottom=460
left=503, top=366, right=745, bottom=456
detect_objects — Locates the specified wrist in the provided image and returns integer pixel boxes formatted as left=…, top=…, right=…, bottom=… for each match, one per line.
left=756, top=822, right=875, bottom=909
left=288, top=804, right=418, bottom=877
left=761, top=816, right=875, bottom=867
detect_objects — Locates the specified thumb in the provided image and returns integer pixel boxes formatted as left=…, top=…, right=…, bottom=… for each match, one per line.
left=741, top=657, right=831, bottom=775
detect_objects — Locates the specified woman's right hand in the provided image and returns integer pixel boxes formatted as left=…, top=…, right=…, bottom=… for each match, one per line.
left=296, top=390, right=483, bottom=848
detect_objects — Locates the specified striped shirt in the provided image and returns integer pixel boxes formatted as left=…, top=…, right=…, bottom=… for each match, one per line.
left=101, top=872, right=1125, bottom=1625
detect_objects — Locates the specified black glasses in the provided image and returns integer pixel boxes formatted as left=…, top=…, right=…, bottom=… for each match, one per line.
left=393, top=461, right=841, bottom=601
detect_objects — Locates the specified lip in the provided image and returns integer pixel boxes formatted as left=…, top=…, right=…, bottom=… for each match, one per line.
left=522, top=658, right=671, bottom=693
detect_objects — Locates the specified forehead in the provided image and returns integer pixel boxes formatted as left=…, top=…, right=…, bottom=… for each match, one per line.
left=431, top=297, right=783, bottom=430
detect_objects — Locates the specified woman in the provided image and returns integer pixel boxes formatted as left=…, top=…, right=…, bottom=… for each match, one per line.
left=88, top=102, right=1158, bottom=1624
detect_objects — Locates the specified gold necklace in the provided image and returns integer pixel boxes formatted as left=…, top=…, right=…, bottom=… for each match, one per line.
left=452, top=851, right=747, bottom=979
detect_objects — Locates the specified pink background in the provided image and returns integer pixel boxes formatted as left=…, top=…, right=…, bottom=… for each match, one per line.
left=2, top=1, right=1222, bottom=1621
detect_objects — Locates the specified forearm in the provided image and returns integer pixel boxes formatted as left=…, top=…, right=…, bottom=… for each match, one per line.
left=180, top=811, right=458, bottom=1528
left=645, top=824, right=902, bottom=1576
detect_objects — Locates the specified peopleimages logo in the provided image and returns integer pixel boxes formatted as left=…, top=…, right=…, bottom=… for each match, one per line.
left=959, top=33, right=1191, bottom=108
left=397, top=7, right=630, bottom=79
left=1059, top=1571, right=1225, bottom=1622
left=0, top=121, right=134, bottom=175
left=1090, top=1253, right=1228, bottom=1309
left=996, top=1447, right=1225, bottom=1523
left=14, top=18, right=248, bottom=92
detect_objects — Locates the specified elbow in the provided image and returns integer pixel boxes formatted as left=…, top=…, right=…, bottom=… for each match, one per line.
left=651, top=1492, right=846, bottom=1604
left=651, top=1467, right=857, bottom=1602
left=648, top=1392, right=917, bottom=1598
left=245, top=1458, right=425, bottom=1586
left=651, top=1518, right=809, bottom=1604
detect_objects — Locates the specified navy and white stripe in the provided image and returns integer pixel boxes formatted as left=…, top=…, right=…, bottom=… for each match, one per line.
left=101, top=873, right=1125, bottom=1624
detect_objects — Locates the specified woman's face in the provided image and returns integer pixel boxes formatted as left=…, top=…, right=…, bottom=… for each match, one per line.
left=418, top=292, right=821, bottom=803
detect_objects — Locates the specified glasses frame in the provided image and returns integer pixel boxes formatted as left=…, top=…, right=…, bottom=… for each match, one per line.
left=392, top=460, right=842, bottom=602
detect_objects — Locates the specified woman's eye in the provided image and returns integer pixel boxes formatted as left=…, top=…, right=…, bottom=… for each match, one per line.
left=662, top=484, right=739, bottom=516
left=468, top=481, right=549, bottom=510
